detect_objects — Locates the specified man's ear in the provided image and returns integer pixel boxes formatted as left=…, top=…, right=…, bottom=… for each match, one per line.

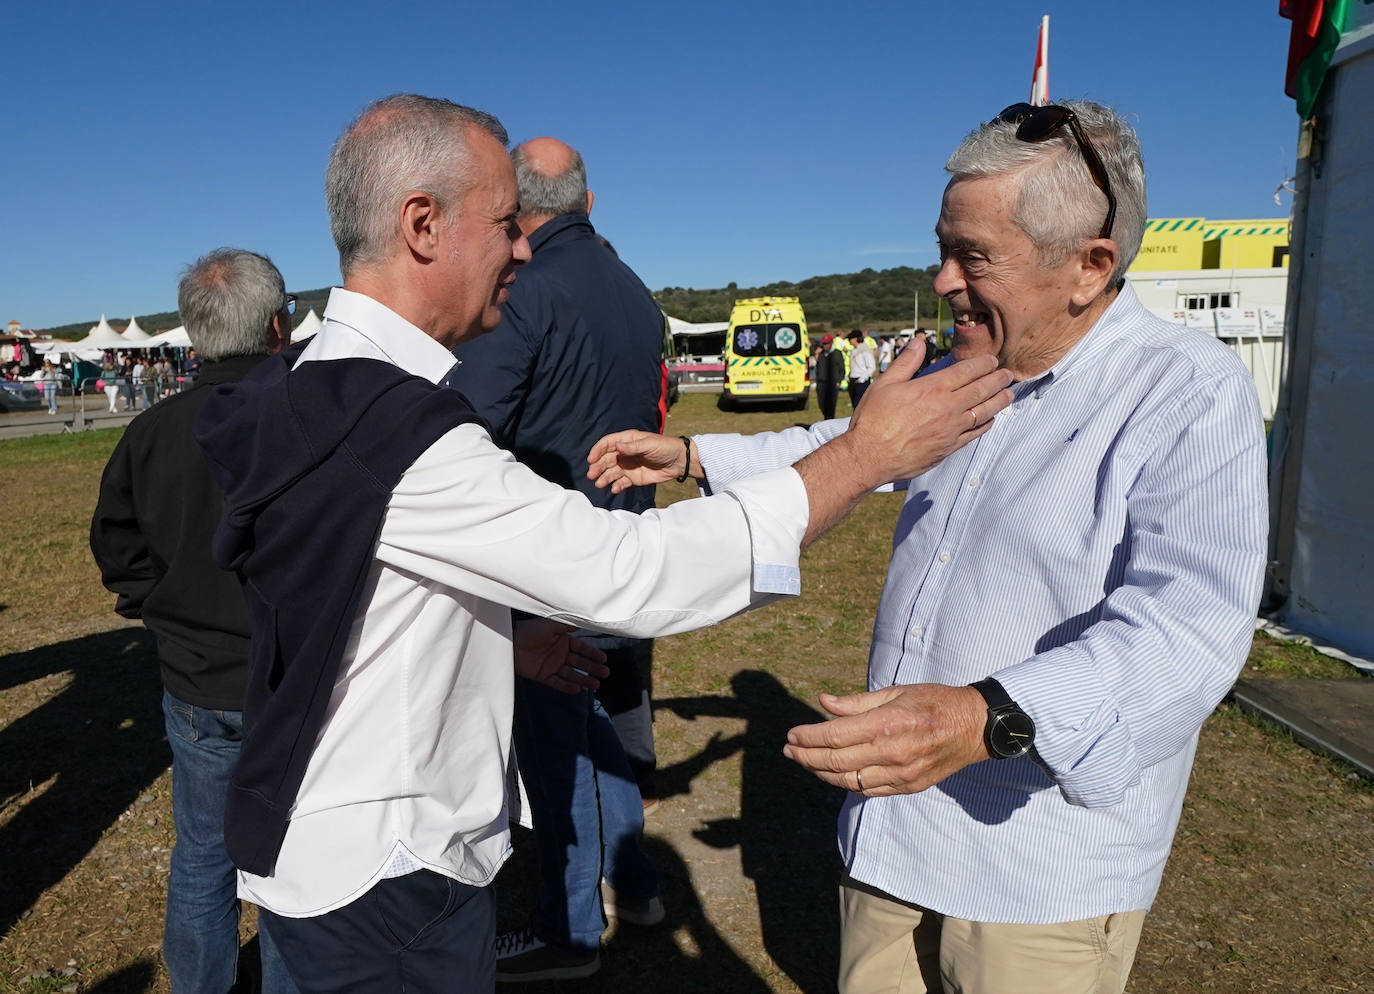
left=267, top=312, right=291, bottom=355
left=585, top=189, right=595, bottom=216
left=1072, top=238, right=1119, bottom=306
left=400, top=191, right=442, bottom=262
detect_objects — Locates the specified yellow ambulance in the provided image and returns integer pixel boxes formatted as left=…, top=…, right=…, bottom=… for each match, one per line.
left=721, top=296, right=810, bottom=410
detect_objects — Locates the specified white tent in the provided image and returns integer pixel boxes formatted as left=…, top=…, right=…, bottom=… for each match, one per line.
left=291, top=307, right=323, bottom=343
left=32, top=339, right=104, bottom=360
left=666, top=315, right=728, bottom=336
left=121, top=315, right=154, bottom=343
left=144, top=326, right=192, bottom=348
left=71, top=314, right=129, bottom=351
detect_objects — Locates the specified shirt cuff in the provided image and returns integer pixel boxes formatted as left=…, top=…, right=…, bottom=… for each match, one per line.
left=721, top=467, right=807, bottom=597
left=993, top=650, right=1141, bottom=808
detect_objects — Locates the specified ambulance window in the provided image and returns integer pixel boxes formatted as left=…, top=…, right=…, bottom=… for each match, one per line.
left=733, top=323, right=803, bottom=356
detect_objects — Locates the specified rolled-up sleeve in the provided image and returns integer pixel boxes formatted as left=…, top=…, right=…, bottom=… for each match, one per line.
left=377, top=423, right=808, bottom=636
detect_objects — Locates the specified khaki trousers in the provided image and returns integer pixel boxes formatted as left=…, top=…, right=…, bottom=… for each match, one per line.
left=839, top=877, right=1146, bottom=994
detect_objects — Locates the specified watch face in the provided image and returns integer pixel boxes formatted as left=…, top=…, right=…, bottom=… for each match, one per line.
left=989, top=710, right=1036, bottom=758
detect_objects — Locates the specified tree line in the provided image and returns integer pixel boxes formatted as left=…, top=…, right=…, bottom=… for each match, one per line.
left=654, top=265, right=944, bottom=329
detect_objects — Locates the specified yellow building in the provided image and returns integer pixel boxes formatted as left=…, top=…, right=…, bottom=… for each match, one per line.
left=1130, top=217, right=1289, bottom=273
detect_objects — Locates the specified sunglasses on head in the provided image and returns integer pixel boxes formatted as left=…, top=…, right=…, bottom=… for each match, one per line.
left=996, top=103, right=1117, bottom=240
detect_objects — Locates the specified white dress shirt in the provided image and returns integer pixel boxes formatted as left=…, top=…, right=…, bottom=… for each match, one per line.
left=238, top=288, right=809, bottom=917
left=695, top=285, right=1268, bottom=923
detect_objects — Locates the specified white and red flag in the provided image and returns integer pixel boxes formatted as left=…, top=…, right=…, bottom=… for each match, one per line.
left=1030, top=15, right=1050, bottom=105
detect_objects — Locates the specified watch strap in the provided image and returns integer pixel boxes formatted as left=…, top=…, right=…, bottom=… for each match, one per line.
left=971, top=676, right=1015, bottom=712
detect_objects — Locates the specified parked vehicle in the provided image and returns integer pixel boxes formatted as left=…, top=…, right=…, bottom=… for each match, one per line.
left=720, top=296, right=810, bottom=410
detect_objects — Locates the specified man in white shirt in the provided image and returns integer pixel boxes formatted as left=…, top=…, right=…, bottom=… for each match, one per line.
left=587, top=100, right=1267, bottom=993
left=194, top=94, right=1013, bottom=994
left=845, top=330, right=876, bottom=408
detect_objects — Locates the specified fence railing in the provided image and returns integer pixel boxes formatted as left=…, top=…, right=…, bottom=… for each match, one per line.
left=0, top=374, right=195, bottom=433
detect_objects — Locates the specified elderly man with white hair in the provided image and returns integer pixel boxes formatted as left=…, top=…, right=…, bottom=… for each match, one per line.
left=589, top=100, right=1268, bottom=993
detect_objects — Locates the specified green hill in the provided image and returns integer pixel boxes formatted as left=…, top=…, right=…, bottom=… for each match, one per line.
left=40, top=267, right=941, bottom=339
left=653, top=265, right=943, bottom=330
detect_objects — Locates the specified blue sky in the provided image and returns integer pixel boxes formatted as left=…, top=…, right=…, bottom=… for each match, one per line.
left=3, top=1, right=1300, bottom=329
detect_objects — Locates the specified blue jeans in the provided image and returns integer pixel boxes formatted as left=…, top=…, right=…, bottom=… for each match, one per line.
left=513, top=681, right=657, bottom=952
left=162, top=690, right=297, bottom=994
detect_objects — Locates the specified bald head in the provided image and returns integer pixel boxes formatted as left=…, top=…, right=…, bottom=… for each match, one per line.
left=511, top=137, right=593, bottom=230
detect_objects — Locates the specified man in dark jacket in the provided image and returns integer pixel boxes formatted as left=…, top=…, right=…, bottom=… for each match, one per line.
left=90, top=248, right=297, bottom=994
left=814, top=334, right=846, bottom=419
left=448, top=137, right=666, bottom=981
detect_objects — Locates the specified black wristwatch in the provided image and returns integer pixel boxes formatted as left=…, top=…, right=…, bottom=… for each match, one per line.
left=971, top=677, right=1036, bottom=760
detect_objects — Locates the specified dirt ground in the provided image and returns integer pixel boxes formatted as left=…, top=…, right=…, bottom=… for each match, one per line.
left=1, top=397, right=1371, bottom=993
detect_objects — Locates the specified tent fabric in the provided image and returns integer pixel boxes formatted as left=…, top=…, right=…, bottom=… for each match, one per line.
left=666, top=315, right=729, bottom=335
left=290, top=308, right=323, bottom=343
left=121, top=315, right=154, bottom=342
left=145, top=326, right=192, bottom=348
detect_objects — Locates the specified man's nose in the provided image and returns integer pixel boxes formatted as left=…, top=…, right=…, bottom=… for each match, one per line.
left=512, top=232, right=532, bottom=265
left=932, top=257, right=963, bottom=298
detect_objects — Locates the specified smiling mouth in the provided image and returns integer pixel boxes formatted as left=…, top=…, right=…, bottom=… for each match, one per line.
left=953, top=310, right=989, bottom=329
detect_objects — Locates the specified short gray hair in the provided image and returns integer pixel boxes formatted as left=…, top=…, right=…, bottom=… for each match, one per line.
left=945, top=100, right=1146, bottom=286
left=176, top=248, right=285, bottom=361
left=326, top=94, right=508, bottom=275
left=512, top=143, right=588, bottom=219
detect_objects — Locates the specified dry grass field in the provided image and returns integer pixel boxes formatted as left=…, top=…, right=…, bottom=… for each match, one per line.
left=0, top=391, right=1370, bottom=993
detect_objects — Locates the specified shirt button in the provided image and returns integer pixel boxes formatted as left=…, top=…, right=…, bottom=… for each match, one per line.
left=938, top=551, right=951, bottom=563
left=910, top=625, right=924, bottom=639
left=967, top=475, right=981, bottom=489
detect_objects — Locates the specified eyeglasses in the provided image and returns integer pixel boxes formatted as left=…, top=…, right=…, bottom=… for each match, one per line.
left=996, top=103, right=1117, bottom=240
left=284, top=293, right=297, bottom=316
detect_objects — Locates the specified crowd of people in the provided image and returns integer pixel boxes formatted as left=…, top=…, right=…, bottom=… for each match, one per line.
left=87, top=92, right=1266, bottom=994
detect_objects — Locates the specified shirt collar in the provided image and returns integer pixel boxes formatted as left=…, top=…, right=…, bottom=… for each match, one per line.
left=1023, top=282, right=1148, bottom=398
left=320, top=287, right=459, bottom=385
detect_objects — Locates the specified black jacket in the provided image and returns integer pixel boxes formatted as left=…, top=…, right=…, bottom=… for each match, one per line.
left=90, top=354, right=268, bottom=710
left=195, top=349, right=481, bottom=875
left=815, top=347, right=846, bottom=385
left=448, top=212, right=665, bottom=515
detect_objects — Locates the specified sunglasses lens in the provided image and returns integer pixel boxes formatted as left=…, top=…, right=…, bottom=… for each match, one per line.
left=996, top=103, right=1035, bottom=126
left=1016, top=107, right=1070, bottom=143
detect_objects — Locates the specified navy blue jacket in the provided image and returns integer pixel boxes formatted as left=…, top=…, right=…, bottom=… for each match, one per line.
left=195, top=348, right=481, bottom=876
left=448, top=213, right=665, bottom=515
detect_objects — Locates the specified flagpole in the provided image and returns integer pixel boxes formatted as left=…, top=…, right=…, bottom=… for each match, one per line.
left=1031, top=15, right=1050, bottom=106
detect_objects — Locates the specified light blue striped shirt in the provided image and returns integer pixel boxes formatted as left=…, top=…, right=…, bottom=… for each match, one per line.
left=695, top=286, right=1268, bottom=923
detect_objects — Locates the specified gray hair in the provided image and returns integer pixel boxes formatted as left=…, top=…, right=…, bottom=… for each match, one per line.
left=326, top=94, right=508, bottom=275
left=945, top=100, right=1146, bottom=286
left=176, top=248, right=285, bottom=361
left=512, top=143, right=588, bottom=219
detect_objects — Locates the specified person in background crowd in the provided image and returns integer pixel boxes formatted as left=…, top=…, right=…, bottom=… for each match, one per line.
left=813, top=333, right=845, bottom=420
left=155, top=356, right=173, bottom=397
left=877, top=336, right=894, bottom=372
left=184, top=349, right=202, bottom=380
left=585, top=99, right=1267, bottom=994
left=846, top=330, right=876, bottom=408
left=39, top=358, right=60, bottom=414
left=100, top=356, right=121, bottom=412
left=130, top=356, right=147, bottom=410
left=91, top=248, right=299, bottom=994
left=448, top=135, right=669, bottom=982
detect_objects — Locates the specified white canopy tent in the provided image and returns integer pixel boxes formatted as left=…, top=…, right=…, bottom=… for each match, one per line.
left=32, top=339, right=104, bottom=360
left=291, top=308, right=323, bottom=343
left=69, top=315, right=130, bottom=351
left=121, top=315, right=154, bottom=343
left=144, top=326, right=192, bottom=348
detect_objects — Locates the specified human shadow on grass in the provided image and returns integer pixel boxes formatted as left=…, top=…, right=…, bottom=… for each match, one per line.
left=495, top=833, right=772, bottom=994
left=659, top=670, right=845, bottom=993
left=0, top=627, right=168, bottom=932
